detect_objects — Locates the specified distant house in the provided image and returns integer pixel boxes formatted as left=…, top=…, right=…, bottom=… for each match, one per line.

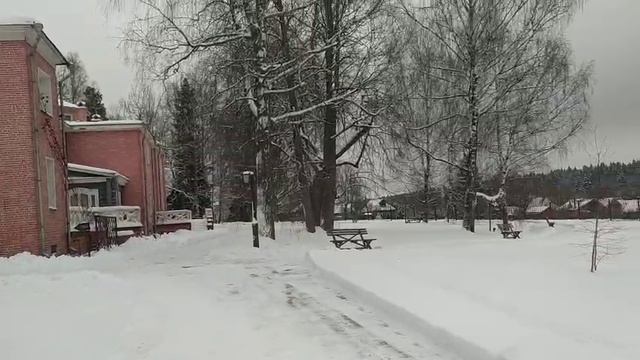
left=598, top=198, right=623, bottom=219
left=558, top=198, right=621, bottom=219
left=361, top=198, right=397, bottom=219
left=559, top=198, right=593, bottom=219
left=618, top=199, right=640, bottom=218
left=525, top=197, right=557, bottom=219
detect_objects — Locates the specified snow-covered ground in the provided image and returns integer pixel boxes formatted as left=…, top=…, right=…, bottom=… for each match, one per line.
left=2, top=220, right=638, bottom=360
left=311, top=219, right=640, bottom=360
left=0, top=222, right=456, bottom=360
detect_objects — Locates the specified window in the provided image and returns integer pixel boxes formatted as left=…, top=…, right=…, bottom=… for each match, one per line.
left=38, top=69, right=53, bottom=115
left=63, top=114, right=72, bottom=121
left=46, top=157, right=56, bottom=209
left=69, top=188, right=99, bottom=208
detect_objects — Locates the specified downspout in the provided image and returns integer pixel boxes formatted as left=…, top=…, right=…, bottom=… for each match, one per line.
left=58, top=80, right=71, bottom=253
left=139, top=130, right=150, bottom=234
left=28, top=24, right=47, bottom=255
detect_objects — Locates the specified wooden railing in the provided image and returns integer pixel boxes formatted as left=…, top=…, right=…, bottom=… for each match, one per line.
left=156, top=210, right=192, bottom=225
left=69, top=206, right=142, bottom=231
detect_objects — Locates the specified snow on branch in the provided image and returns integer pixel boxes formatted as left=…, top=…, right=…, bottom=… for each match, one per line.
left=476, top=188, right=506, bottom=205
left=271, top=90, right=358, bottom=123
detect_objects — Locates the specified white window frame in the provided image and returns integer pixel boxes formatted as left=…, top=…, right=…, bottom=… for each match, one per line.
left=46, top=157, right=56, bottom=210
left=69, top=187, right=100, bottom=208
left=38, top=69, right=53, bottom=115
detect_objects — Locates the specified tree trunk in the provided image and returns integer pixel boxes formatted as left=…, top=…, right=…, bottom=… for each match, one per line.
left=320, top=0, right=338, bottom=231
left=250, top=0, right=275, bottom=239
left=274, top=0, right=315, bottom=233
left=293, top=127, right=316, bottom=233
left=462, top=2, right=479, bottom=233
left=311, top=174, right=323, bottom=226
left=591, top=216, right=599, bottom=272
left=423, top=162, right=430, bottom=223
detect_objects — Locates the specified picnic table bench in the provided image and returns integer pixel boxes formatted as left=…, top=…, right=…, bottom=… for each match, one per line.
left=405, top=217, right=422, bottom=223
left=496, top=223, right=522, bottom=239
left=326, top=228, right=376, bottom=249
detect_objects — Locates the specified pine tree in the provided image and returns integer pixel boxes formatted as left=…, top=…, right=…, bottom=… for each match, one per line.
left=83, top=86, right=108, bottom=120
left=168, top=78, right=210, bottom=216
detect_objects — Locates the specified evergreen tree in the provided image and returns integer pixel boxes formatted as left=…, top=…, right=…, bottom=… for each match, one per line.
left=83, top=86, right=108, bottom=120
left=168, top=78, right=210, bottom=216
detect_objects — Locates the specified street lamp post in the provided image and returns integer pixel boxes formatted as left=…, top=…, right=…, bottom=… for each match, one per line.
left=243, top=171, right=259, bottom=248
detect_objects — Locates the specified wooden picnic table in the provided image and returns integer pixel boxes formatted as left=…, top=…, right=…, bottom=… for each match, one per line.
left=326, top=228, right=376, bottom=249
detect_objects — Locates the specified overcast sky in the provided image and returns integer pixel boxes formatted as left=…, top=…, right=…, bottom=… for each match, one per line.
left=2, top=0, right=638, bottom=169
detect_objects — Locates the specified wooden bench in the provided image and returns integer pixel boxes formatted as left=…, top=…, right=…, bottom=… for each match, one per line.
left=545, top=217, right=555, bottom=228
left=326, top=228, right=376, bottom=249
left=496, top=223, right=521, bottom=239
left=405, top=217, right=422, bottom=223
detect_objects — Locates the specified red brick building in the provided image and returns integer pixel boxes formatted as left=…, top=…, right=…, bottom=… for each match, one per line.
left=0, top=19, right=168, bottom=256
left=65, top=119, right=167, bottom=233
left=0, top=19, right=68, bottom=257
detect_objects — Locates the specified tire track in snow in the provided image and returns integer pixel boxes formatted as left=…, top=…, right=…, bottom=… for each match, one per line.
left=248, top=263, right=457, bottom=360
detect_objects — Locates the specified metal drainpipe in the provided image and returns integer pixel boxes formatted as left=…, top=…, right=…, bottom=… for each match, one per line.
left=140, top=130, right=150, bottom=233
left=28, top=24, right=47, bottom=255
left=58, top=81, right=71, bottom=253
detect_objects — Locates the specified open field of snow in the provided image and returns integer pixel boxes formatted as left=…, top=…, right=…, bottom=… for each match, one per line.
left=0, top=223, right=456, bottom=360
left=310, top=219, right=640, bottom=360
left=1, top=219, right=638, bottom=359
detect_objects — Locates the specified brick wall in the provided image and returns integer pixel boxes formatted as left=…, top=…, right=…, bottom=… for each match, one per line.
left=66, top=130, right=148, bottom=228
left=63, top=105, right=89, bottom=122
left=0, top=41, right=40, bottom=256
left=66, top=129, right=168, bottom=233
left=0, top=41, right=68, bottom=256
left=34, top=49, right=68, bottom=255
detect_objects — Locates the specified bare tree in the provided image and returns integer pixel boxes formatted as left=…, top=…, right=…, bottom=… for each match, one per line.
left=400, top=0, right=589, bottom=232
left=57, top=51, right=89, bottom=103
left=578, top=131, right=625, bottom=272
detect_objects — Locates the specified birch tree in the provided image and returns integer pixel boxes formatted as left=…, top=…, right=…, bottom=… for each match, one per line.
left=401, top=0, right=589, bottom=232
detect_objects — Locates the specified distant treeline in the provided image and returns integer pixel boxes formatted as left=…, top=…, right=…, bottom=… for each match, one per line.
left=502, top=160, right=640, bottom=208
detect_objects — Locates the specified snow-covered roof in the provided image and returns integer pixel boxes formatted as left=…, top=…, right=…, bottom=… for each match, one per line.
left=528, top=197, right=551, bottom=208
left=0, top=16, right=38, bottom=25
left=618, top=200, right=640, bottom=213
left=65, top=119, right=145, bottom=132
left=362, top=199, right=396, bottom=212
left=62, top=101, right=86, bottom=109
left=67, top=120, right=143, bottom=126
left=598, top=198, right=620, bottom=207
left=0, top=18, right=67, bottom=66
left=526, top=206, right=550, bottom=214
left=68, top=163, right=129, bottom=185
left=525, top=197, right=556, bottom=214
left=559, top=198, right=594, bottom=210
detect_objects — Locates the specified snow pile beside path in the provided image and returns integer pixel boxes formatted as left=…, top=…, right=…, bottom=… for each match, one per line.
left=0, top=223, right=356, bottom=360
left=309, top=220, right=640, bottom=360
